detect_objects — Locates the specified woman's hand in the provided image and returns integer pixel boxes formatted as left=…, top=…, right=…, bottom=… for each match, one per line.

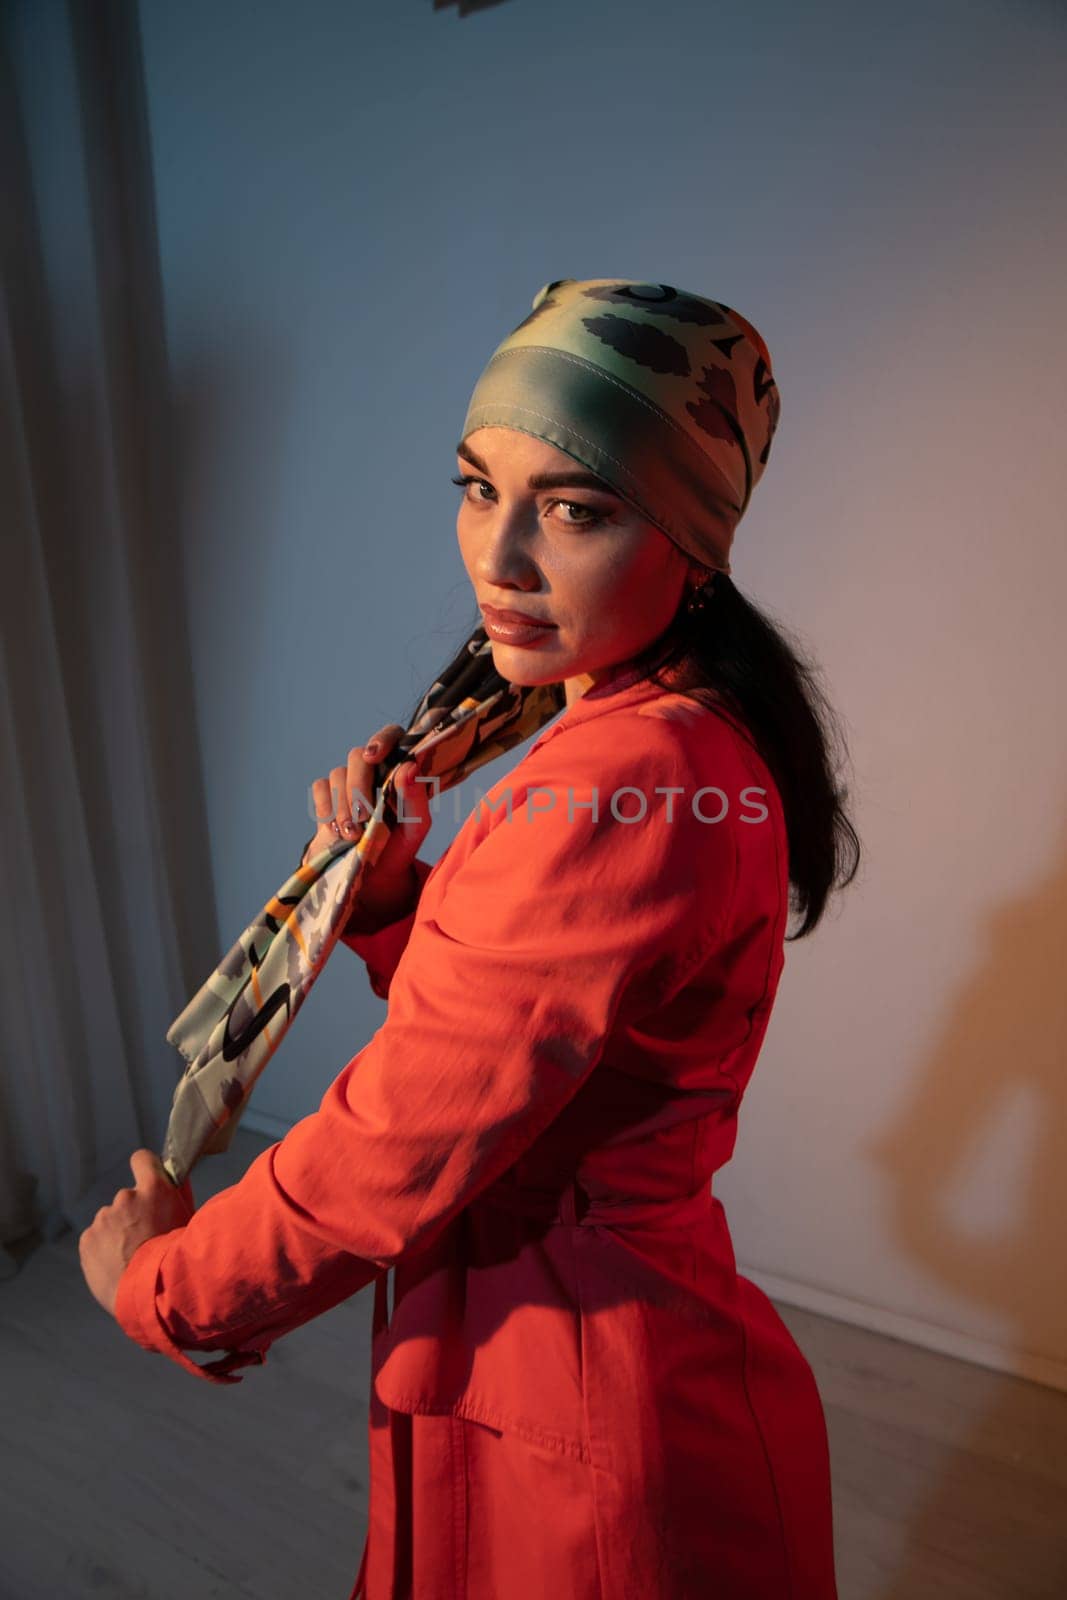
left=78, top=1149, right=195, bottom=1319
left=305, top=725, right=434, bottom=930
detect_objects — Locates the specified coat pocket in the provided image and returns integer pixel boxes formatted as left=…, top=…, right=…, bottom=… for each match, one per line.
left=372, top=1205, right=591, bottom=1460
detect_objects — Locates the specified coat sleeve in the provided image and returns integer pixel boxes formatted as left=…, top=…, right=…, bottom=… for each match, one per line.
left=340, top=854, right=436, bottom=997
left=114, top=713, right=735, bottom=1383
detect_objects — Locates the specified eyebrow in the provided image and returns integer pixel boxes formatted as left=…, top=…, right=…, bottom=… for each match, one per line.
left=455, top=440, right=620, bottom=496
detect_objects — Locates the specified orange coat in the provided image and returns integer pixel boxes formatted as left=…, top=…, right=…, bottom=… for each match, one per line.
left=115, top=667, right=838, bottom=1599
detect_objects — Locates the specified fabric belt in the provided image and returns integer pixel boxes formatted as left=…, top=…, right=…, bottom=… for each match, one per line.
left=474, top=1172, right=715, bottom=1230
left=372, top=1175, right=715, bottom=1338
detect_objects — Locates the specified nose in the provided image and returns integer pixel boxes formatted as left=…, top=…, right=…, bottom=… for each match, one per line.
left=468, top=500, right=543, bottom=592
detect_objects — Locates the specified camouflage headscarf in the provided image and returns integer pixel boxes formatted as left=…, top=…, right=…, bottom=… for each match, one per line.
left=460, top=278, right=781, bottom=576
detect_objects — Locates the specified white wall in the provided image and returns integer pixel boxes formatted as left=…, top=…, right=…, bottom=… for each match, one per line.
left=135, top=0, right=1067, bottom=1386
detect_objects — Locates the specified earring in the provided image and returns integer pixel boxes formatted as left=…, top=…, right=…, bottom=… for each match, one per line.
left=686, top=576, right=713, bottom=614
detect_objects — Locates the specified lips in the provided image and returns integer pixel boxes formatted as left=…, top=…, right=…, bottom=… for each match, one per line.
left=481, top=604, right=556, bottom=628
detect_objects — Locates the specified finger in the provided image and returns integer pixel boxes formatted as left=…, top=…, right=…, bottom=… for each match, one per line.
left=396, top=758, right=430, bottom=811
left=129, top=1148, right=165, bottom=1188
left=311, top=776, right=336, bottom=825
left=345, top=747, right=376, bottom=836
left=359, top=728, right=410, bottom=803
left=393, top=762, right=434, bottom=847
left=328, top=763, right=357, bottom=839
left=362, top=723, right=405, bottom=760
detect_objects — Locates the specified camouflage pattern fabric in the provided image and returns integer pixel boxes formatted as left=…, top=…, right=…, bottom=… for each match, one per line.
left=160, top=626, right=564, bottom=1186
left=461, top=277, right=781, bottom=575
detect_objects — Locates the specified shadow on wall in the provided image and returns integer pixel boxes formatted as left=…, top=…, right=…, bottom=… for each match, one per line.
left=867, top=803, right=1067, bottom=1591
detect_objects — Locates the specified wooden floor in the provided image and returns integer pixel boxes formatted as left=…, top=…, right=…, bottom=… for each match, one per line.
left=1, top=1128, right=1064, bottom=1599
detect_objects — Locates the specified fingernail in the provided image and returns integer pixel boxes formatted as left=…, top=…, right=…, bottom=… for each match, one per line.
left=364, top=741, right=380, bottom=757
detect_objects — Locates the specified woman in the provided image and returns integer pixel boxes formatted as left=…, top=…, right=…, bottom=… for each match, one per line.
left=83, top=279, right=860, bottom=1598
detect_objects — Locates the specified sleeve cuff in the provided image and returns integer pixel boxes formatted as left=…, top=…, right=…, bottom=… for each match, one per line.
left=340, top=855, right=435, bottom=998
left=114, top=1229, right=269, bottom=1386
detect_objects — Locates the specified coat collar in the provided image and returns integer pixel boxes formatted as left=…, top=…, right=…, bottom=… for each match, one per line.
left=527, top=657, right=688, bottom=755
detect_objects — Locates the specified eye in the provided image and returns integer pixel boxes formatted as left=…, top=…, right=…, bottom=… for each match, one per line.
left=552, top=500, right=603, bottom=528
left=450, top=474, right=608, bottom=530
left=451, top=473, right=494, bottom=505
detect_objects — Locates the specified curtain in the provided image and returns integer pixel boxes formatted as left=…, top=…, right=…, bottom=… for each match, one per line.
left=0, top=0, right=221, bottom=1272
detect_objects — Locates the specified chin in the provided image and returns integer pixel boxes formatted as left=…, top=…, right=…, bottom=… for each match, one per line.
left=487, top=639, right=564, bottom=685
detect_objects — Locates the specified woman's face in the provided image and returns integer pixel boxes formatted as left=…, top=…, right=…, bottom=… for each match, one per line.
left=456, top=427, right=701, bottom=706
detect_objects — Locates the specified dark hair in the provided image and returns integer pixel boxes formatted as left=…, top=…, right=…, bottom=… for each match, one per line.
left=627, top=572, right=862, bottom=940
left=415, top=574, right=860, bottom=942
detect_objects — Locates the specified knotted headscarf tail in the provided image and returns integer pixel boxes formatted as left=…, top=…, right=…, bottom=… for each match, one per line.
left=160, top=626, right=564, bottom=1187
left=461, top=277, right=781, bottom=576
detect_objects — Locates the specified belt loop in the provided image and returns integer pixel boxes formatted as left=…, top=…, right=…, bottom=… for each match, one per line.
left=372, top=1269, right=390, bottom=1336
left=559, top=1177, right=584, bottom=1226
